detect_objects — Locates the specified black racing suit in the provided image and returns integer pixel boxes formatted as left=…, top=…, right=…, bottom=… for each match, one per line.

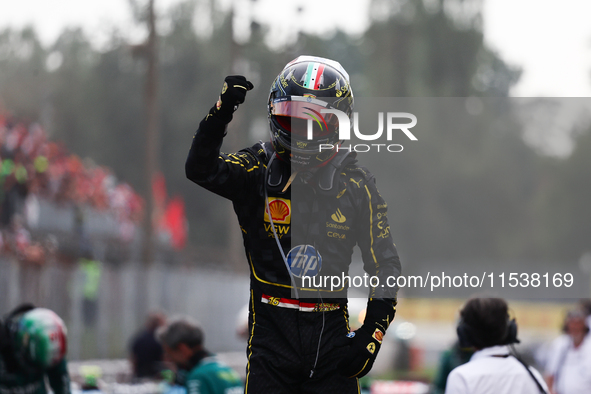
left=186, top=113, right=402, bottom=393
left=0, top=353, right=70, bottom=394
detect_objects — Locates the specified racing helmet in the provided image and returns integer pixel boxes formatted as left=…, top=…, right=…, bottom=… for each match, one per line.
left=11, top=308, right=68, bottom=369
left=268, top=55, right=354, bottom=168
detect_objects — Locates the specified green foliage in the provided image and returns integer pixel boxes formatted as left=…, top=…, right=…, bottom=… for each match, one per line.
left=532, top=125, right=591, bottom=261
left=0, top=27, right=48, bottom=120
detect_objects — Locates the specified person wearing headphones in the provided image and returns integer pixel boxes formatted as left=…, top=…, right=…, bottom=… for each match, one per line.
left=445, top=297, right=548, bottom=394
left=0, top=304, right=70, bottom=394
left=185, top=56, right=401, bottom=393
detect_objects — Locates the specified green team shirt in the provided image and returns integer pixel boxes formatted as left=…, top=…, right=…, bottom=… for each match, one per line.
left=0, top=357, right=70, bottom=394
left=183, top=356, right=242, bottom=394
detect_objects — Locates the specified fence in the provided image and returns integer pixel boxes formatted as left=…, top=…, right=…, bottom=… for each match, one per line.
left=0, top=258, right=250, bottom=360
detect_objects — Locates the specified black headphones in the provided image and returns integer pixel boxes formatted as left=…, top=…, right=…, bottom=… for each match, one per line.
left=457, top=317, right=519, bottom=349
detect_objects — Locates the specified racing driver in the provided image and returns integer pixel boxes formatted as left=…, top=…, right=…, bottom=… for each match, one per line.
left=185, top=55, right=402, bottom=393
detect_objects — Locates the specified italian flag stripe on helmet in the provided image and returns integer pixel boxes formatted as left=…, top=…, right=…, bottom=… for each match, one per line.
left=303, top=62, right=324, bottom=89
left=313, top=64, right=325, bottom=89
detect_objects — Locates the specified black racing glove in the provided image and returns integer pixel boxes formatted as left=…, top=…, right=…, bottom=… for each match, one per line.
left=336, top=298, right=396, bottom=378
left=210, top=75, right=254, bottom=122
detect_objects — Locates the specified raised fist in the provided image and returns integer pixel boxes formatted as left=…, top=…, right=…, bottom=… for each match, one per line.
left=212, top=75, right=254, bottom=121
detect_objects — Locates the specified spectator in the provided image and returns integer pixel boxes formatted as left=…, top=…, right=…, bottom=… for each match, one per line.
left=544, top=309, right=591, bottom=394
left=157, top=316, right=242, bottom=394
left=445, top=297, right=548, bottom=394
left=129, top=312, right=167, bottom=379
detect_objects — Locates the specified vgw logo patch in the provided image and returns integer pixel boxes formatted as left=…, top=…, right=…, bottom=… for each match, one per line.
left=287, top=245, right=322, bottom=277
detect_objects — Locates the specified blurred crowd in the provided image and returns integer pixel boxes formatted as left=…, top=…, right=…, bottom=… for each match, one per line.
left=0, top=112, right=144, bottom=261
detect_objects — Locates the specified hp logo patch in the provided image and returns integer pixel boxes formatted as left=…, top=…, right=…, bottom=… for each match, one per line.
left=287, top=245, right=322, bottom=277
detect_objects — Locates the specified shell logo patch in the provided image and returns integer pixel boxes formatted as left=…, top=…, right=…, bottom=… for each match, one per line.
left=372, top=329, right=383, bottom=344
left=366, top=343, right=376, bottom=354
left=264, top=198, right=291, bottom=224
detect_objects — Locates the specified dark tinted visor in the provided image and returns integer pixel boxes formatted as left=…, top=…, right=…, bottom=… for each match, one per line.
left=270, top=96, right=340, bottom=138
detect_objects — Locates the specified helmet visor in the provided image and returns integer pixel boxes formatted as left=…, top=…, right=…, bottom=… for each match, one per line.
left=270, top=96, right=340, bottom=139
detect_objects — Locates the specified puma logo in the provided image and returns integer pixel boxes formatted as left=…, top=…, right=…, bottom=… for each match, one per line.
left=349, top=178, right=361, bottom=188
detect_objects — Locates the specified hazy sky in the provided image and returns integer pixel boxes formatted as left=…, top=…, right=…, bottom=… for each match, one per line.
left=1, top=0, right=591, bottom=97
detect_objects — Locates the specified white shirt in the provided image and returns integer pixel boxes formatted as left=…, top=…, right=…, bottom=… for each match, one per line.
left=545, top=334, right=591, bottom=394
left=445, top=345, right=548, bottom=394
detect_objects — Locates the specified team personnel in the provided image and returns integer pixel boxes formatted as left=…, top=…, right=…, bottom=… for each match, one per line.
left=158, top=317, right=243, bottom=394
left=185, top=56, right=401, bottom=393
left=544, top=309, right=591, bottom=394
left=129, top=312, right=167, bottom=380
left=0, top=304, right=70, bottom=394
left=445, top=297, right=548, bottom=394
